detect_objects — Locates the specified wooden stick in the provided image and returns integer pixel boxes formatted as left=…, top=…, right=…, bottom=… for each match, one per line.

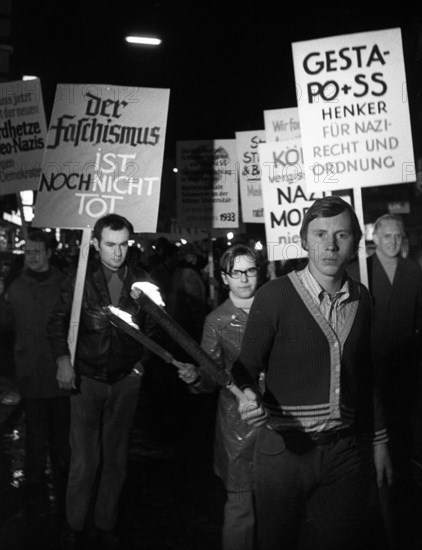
left=68, top=227, right=91, bottom=364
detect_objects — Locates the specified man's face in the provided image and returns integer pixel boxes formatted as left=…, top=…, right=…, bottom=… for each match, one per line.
left=373, top=220, right=403, bottom=259
left=93, top=227, right=130, bottom=271
left=24, top=239, right=50, bottom=272
left=304, top=211, right=355, bottom=284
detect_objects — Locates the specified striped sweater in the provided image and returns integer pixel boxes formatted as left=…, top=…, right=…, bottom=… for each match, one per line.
left=232, top=271, right=387, bottom=443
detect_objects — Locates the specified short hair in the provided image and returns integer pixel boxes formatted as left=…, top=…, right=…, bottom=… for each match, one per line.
left=220, top=244, right=257, bottom=274
left=300, top=196, right=362, bottom=254
left=92, top=214, right=134, bottom=242
left=26, top=229, right=53, bottom=251
left=373, top=214, right=405, bottom=236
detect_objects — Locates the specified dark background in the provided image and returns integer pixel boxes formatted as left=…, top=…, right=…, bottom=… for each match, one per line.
left=9, top=1, right=422, bottom=145
left=4, top=1, right=422, bottom=236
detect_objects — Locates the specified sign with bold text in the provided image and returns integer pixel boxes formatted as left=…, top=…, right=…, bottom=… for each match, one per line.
left=292, top=28, right=415, bottom=191
left=259, top=140, right=329, bottom=261
left=32, top=84, right=169, bottom=231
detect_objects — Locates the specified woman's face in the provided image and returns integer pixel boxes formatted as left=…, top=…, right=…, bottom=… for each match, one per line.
left=222, top=254, right=258, bottom=300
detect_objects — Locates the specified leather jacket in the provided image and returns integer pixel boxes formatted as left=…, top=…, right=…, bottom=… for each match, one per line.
left=48, top=257, right=154, bottom=383
left=196, top=299, right=258, bottom=492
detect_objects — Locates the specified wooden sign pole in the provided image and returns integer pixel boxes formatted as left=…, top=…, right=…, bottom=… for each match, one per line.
left=68, top=227, right=92, bottom=363
left=352, top=187, right=369, bottom=289
left=207, top=231, right=217, bottom=307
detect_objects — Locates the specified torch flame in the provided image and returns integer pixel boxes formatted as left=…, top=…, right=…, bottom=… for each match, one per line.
left=107, top=305, right=140, bottom=329
left=131, top=281, right=165, bottom=307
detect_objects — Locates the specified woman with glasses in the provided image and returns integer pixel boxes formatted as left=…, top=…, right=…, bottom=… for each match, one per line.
left=177, top=243, right=261, bottom=550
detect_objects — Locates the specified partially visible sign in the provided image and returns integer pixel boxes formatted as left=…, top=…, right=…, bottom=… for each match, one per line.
left=176, top=140, right=239, bottom=229
left=32, top=84, right=170, bottom=231
left=235, top=130, right=265, bottom=223
left=264, top=107, right=300, bottom=142
left=259, top=140, right=329, bottom=261
left=0, top=79, right=47, bottom=195
left=292, top=28, right=415, bottom=191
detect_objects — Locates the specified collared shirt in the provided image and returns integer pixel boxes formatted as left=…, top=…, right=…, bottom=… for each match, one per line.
left=102, top=264, right=127, bottom=306
left=297, top=265, right=350, bottom=334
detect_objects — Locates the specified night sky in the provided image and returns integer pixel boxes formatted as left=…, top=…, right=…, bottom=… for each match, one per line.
left=10, top=1, right=422, bottom=154
left=4, top=1, right=422, bottom=234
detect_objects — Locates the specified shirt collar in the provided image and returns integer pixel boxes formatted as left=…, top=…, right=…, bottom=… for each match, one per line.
left=298, top=265, right=350, bottom=304
left=102, top=263, right=127, bottom=283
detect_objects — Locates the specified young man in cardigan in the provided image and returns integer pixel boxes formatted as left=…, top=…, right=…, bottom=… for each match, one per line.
left=232, top=196, right=392, bottom=550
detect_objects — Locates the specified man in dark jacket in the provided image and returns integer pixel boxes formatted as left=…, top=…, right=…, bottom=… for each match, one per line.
left=349, top=214, right=422, bottom=472
left=0, top=229, right=69, bottom=501
left=48, top=214, right=153, bottom=549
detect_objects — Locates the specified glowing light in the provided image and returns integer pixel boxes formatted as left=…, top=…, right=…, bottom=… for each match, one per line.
left=255, top=241, right=263, bottom=251
left=180, top=238, right=187, bottom=245
left=227, top=232, right=234, bottom=240
left=23, top=206, right=34, bottom=222
left=131, top=282, right=165, bottom=306
left=125, top=36, right=162, bottom=46
left=20, top=190, right=33, bottom=205
left=22, top=75, right=38, bottom=81
left=173, top=167, right=178, bottom=173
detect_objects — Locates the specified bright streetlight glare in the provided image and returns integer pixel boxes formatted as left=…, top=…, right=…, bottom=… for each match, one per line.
left=125, top=36, right=162, bottom=46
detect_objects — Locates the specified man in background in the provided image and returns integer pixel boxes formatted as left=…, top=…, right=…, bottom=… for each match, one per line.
left=367, top=215, right=422, bottom=472
left=0, top=229, right=70, bottom=506
left=350, top=213, right=422, bottom=549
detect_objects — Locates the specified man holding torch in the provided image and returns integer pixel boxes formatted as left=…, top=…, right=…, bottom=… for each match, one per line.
left=48, top=213, right=154, bottom=550
left=231, top=196, right=392, bottom=550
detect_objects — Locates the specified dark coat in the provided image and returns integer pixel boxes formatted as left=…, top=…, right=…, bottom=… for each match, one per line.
left=367, top=254, right=422, bottom=365
left=1, top=266, right=68, bottom=398
left=349, top=253, right=422, bottom=409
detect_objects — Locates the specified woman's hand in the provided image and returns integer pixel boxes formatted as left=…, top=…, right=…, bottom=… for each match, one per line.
left=173, top=360, right=200, bottom=385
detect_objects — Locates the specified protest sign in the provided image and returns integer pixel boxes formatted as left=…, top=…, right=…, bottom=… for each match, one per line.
left=235, top=130, right=265, bottom=223
left=259, top=140, right=329, bottom=261
left=264, top=107, right=301, bottom=142
left=176, top=139, right=239, bottom=229
left=0, top=79, right=47, bottom=195
left=292, top=28, right=415, bottom=192
left=32, top=84, right=170, bottom=232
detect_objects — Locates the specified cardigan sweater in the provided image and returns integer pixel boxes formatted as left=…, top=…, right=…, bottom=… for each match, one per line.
left=232, top=271, right=387, bottom=443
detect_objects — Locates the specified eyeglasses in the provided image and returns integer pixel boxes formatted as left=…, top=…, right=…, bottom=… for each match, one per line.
left=224, top=267, right=258, bottom=279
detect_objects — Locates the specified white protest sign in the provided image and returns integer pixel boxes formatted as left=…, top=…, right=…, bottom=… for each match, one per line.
left=259, top=140, right=329, bottom=261
left=264, top=107, right=301, bottom=142
left=0, top=79, right=47, bottom=195
left=235, top=130, right=265, bottom=223
left=176, top=139, right=239, bottom=229
left=292, top=28, right=415, bottom=192
left=32, top=84, right=170, bottom=231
